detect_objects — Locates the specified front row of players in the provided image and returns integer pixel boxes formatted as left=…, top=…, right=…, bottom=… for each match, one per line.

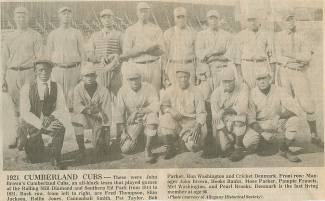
left=18, top=59, right=319, bottom=169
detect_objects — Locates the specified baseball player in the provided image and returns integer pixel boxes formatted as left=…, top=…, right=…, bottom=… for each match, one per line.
left=121, top=2, right=164, bottom=92
left=115, top=69, right=159, bottom=163
left=275, top=12, right=323, bottom=148
left=248, top=68, right=301, bottom=162
left=2, top=7, right=43, bottom=148
left=164, top=7, right=197, bottom=86
left=86, top=9, right=123, bottom=97
left=210, top=68, right=259, bottom=162
left=47, top=7, right=85, bottom=110
left=159, top=67, right=207, bottom=159
left=71, top=62, right=112, bottom=162
left=195, top=10, right=233, bottom=89
left=19, top=57, right=67, bottom=169
left=233, top=12, right=276, bottom=88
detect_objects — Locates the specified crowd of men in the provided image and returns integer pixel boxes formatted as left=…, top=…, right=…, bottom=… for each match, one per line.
left=2, top=2, right=324, bottom=169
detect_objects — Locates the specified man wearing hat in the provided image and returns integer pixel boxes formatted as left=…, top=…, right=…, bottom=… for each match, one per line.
left=248, top=68, right=301, bottom=162
left=195, top=9, right=233, bottom=89
left=164, top=7, right=197, bottom=86
left=275, top=11, right=323, bottom=148
left=121, top=2, right=164, bottom=92
left=86, top=9, right=123, bottom=96
left=2, top=7, right=44, bottom=148
left=18, top=57, right=67, bottom=169
left=159, top=67, right=207, bottom=159
left=115, top=68, right=159, bottom=163
left=210, top=67, right=258, bottom=161
left=71, top=62, right=112, bottom=162
left=47, top=6, right=85, bottom=109
left=233, top=12, right=276, bottom=88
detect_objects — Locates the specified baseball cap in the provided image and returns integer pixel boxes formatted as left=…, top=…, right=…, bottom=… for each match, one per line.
left=174, top=7, right=187, bottom=17
left=100, top=9, right=114, bottom=17
left=255, top=67, right=270, bottom=79
left=207, top=10, right=220, bottom=18
left=34, top=55, right=54, bottom=68
left=81, top=62, right=96, bottom=76
left=221, top=68, right=235, bottom=81
left=176, top=66, right=190, bottom=75
left=283, top=11, right=295, bottom=20
left=58, top=6, right=72, bottom=14
left=246, top=12, right=258, bottom=20
left=14, top=7, right=28, bottom=14
left=126, top=68, right=141, bottom=79
left=137, top=2, right=150, bottom=10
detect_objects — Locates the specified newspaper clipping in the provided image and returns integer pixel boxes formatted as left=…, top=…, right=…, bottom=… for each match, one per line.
left=0, top=0, right=324, bottom=200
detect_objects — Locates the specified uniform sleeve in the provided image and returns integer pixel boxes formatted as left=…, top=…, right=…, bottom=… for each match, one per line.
left=122, top=28, right=133, bottom=54
left=275, top=32, right=290, bottom=65
left=77, top=30, right=86, bottom=61
left=210, top=90, right=225, bottom=130
left=115, top=89, right=126, bottom=123
left=224, top=33, right=235, bottom=61
left=247, top=92, right=258, bottom=125
left=232, top=34, right=242, bottom=65
left=295, top=34, right=312, bottom=63
left=2, top=40, right=10, bottom=74
left=266, top=32, right=276, bottom=64
left=100, top=88, right=112, bottom=126
left=73, top=85, right=87, bottom=114
left=195, top=32, right=208, bottom=61
left=279, top=87, right=300, bottom=116
left=194, top=91, right=207, bottom=125
left=233, top=84, right=249, bottom=122
left=33, top=32, right=44, bottom=59
left=20, top=84, right=43, bottom=129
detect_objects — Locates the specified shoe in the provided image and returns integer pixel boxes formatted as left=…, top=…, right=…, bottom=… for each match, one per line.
left=164, top=147, right=176, bottom=160
left=228, top=147, right=245, bottom=162
left=311, top=136, right=324, bottom=149
left=145, top=149, right=155, bottom=163
left=279, top=150, right=301, bottom=163
left=51, top=157, right=66, bottom=170
left=76, top=150, right=86, bottom=162
left=200, top=150, right=216, bottom=159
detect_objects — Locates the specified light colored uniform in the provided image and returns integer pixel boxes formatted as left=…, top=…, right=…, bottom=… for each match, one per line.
left=87, top=29, right=123, bottom=95
left=195, top=28, right=232, bottom=89
left=233, top=29, right=275, bottom=88
left=122, top=22, right=164, bottom=91
left=72, top=82, right=112, bottom=147
left=47, top=27, right=84, bottom=107
left=159, top=85, right=207, bottom=152
left=248, top=85, right=300, bottom=141
left=2, top=28, right=43, bottom=115
left=275, top=30, right=315, bottom=121
left=164, top=26, right=196, bottom=85
left=210, top=82, right=259, bottom=151
left=115, top=83, right=159, bottom=153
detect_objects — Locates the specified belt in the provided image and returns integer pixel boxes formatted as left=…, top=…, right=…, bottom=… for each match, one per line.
left=242, top=58, right=267, bottom=62
left=169, top=59, right=194, bottom=64
left=8, top=66, right=33, bottom=71
left=285, top=66, right=303, bottom=71
left=55, top=62, right=80, bottom=68
left=134, top=58, right=159, bottom=64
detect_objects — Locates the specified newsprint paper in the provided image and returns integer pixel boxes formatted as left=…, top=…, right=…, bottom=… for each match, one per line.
left=0, top=0, right=324, bottom=200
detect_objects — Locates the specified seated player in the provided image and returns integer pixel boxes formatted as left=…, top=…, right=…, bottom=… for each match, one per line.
left=248, top=68, right=301, bottom=162
left=115, top=69, right=159, bottom=163
left=72, top=62, right=112, bottom=162
left=210, top=68, right=259, bottom=162
left=159, top=67, right=207, bottom=159
left=18, top=57, right=67, bottom=169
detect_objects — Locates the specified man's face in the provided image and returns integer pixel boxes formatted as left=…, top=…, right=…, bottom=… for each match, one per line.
left=59, top=10, right=72, bottom=25
left=14, top=13, right=28, bottom=28
left=82, top=73, right=97, bottom=85
left=128, top=77, right=142, bottom=91
left=101, top=14, right=114, bottom=28
left=176, top=72, right=190, bottom=89
left=35, top=63, right=52, bottom=82
left=222, top=80, right=235, bottom=93
left=175, top=15, right=186, bottom=28
left=247, top=18, right=259, bottom=31
left=207, top=16, right=219, bottom=30
left=137, top=8, right=150, bottom=21
left=256, top=75, right=271, bottom=91
left=285, top=16, right=296, bottom=30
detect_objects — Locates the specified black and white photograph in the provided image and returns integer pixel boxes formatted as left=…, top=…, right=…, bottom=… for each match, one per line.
left=1, top=0, right=323, bottom=171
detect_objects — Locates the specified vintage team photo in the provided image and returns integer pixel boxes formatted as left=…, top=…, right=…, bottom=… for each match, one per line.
left=1, top=0, right=323, bottom=170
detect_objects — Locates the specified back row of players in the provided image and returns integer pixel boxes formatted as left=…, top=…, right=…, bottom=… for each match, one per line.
left=2, top=2, right=323, bottom=169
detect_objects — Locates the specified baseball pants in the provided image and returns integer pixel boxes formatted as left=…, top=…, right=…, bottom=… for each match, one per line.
left=241, top=61, right=269, bottom=88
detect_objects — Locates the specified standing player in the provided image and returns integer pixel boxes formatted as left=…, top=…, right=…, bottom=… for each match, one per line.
left=2, top=7, right=43, bottom=148
left=47, top=7, right=84, bottom=110
left=275, top=12, right=323, bottom=148
left=164, top=7, right=197, bottom=86
left=86, top=9, right=123, bottom=97
left=122, top=2, right=164, bottom=92
left=233, top=13, right=276, bottom=88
